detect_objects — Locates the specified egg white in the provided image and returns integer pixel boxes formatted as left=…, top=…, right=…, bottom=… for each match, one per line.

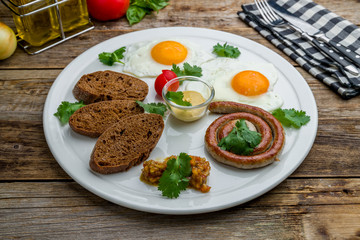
left=123, top=39, right=214, bottom=78
left=201, top=58, right=283, bottom=112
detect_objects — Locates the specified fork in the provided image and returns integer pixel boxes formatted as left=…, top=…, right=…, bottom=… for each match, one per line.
left=254, top=0, right=325, bottom=38
left=254, top=0, right=360, bottom=88
left=254, top=0, right=291, bottom=29
left=254, top=0, right=328, bottom=41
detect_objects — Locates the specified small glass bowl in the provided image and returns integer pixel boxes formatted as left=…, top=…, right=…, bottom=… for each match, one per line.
left=162, top=76, right=215, bottom=122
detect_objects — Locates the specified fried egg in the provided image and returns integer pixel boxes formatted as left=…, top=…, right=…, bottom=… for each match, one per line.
left=201, top=58, right=283, bottom=111
left=123, top=39, right=213, bottom=77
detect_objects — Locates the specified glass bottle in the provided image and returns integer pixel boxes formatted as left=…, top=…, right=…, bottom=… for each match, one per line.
left=9, top=0, right=91, bottom=48
left=12, top=0, right=60, bottom=46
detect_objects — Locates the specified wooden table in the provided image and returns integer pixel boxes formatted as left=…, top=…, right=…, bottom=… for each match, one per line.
left=1, top=0, right=360, bottom=239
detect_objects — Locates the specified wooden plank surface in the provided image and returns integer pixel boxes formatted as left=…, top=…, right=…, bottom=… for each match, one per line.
left=1, top=180, right=360, bottom=239
left=1, top=0, right=360, bottom=239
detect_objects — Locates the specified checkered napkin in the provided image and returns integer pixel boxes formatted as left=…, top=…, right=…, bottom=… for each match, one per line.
left=238, top=0, right=360, bottom=99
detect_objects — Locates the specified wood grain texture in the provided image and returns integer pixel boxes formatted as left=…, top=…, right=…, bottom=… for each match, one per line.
left=1, top=0, right=360, bottom=239
left=1, top=180, right=360, bottom=239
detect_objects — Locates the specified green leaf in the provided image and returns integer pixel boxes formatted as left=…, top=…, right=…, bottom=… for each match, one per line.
left=126, top=0, right=169, bottom=25
left=183, top=63, right=202, bottom=77
left=113, top=47, right=126, bottom=59
left=98, top=47, right=126, bottom=66
left=236, top=120, right=262, bottom=148
left=131, top=0, right=169, bottom=11
left=218, top=119, right=261, bottom=155
left=140, top=0, right=169, bottom=11
left=158, top=153, right=192, bottom=198
left=272, top=108, right=310, bottom=128
left=126, top=5, right=150, bottom=25
left=171, top=64, right=182, bottom=76
left=171, top=62, right=202, bottom=77
left=177, top=152, right=192, bottom=177
left=165, top=91, right=192, bottom=106
left=98, top=52, right=113, bottom=66
left=54, top=101, right=86, bottom=125
left=212, top=42, right=241, bottom=58
left=136, top=101, right=168, bottom=116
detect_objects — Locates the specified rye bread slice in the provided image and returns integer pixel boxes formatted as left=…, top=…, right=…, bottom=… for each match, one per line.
left=90, top=113, right=164, bottom=174
left=69, top=100, right=144, bottom=138
left=73, top=70, right=148, bottom=104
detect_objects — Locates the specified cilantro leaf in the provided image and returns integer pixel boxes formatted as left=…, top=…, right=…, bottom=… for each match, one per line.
left=158, top=153, right=192, bottom=198
left=212, top=43, right=241, bottom=58
left=165, top=91, right=192, bottom=106
left=183, top=63, right=202, bottom=77
left=171, top=63, right=202, bottom=77
left=136, top=101, right=168, bottom=116
left=54, top=101, right=86, bottom=125
left=236, top=120, right=262, bottom=148
left=98, top=47, right=126, bottom=66
left=177, top=152, right=192, bottom=177
left=218, top=119, right=261, bottom=155
left=272, top=108, right=310, bottom=128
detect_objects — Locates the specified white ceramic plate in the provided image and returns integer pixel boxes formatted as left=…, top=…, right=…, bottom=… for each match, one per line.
left=43, top=27, right=318, bottom=215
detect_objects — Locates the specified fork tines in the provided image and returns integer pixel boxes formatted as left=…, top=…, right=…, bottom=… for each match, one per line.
left=254, top=0, right=281, bottom=24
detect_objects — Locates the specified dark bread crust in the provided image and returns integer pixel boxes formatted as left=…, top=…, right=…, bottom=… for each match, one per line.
left=90, top=113, right=164, bottom=174
left=205, top=101, right=285, bottom=169
left=73, top=70, right=148, bottom=104
left=69, top=100, right=144, bottom=138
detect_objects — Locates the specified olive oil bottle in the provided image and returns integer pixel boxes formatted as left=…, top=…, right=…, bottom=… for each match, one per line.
left=11, top=0, right=60, bottom=46
left=9, top=0, right=91, bottom=48
left=57, top=0, right=89, bottom=32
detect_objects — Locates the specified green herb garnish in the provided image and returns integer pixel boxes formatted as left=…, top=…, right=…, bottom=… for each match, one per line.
left=171, top=62, right=202, bottom=78
left=165, top=91, right=192, bottom=106
left=272, top=108, right=310, bottom=128
left=136, top=101, right=168, bottom=116
left=218, top=119, right=261, bottom=155
left=54, top=101, right=86, bottom=125
left=98, top=47, right=126, bottom=66
left=158, top=153, right=192, bottom=198
left=126, top=0, right=169, bottom=25
left=212, top=42, right=241, bottom=58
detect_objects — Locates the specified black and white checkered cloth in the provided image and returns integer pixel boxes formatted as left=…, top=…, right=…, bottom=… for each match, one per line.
left=238, top=0, right=360, bottom=99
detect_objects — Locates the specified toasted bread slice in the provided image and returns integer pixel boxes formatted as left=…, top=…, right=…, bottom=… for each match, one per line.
left=90, top=113, right=164, bottom=174
left=73, top=70, right=148, bottom=104
left=69, top=100, right=144, bottom=138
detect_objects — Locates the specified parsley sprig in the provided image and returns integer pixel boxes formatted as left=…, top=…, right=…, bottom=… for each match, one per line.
left=158, top=153, right=192, bottom=198
left=98, top=47, right=126, bottom=66
left=54, top=101, right=86, bottom=125
left=212, top=42, right=241, bottom=58
left=171, top=63, right=202, bottom=77
left=218, top=119, right=261, bottom=155
left=272, top=108, right=310, bottom=128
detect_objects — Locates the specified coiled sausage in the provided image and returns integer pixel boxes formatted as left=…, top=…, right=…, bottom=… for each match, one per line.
left=205, top=101, right=285, bottom=169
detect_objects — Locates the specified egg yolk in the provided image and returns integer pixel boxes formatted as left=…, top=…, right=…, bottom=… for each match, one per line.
left=151, top=41, right=188, bottom=65
left=231, top=70, right=270, bottom=96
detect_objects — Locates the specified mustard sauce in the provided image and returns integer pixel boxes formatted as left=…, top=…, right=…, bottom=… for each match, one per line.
left=171, top=90, right=207, bottom=122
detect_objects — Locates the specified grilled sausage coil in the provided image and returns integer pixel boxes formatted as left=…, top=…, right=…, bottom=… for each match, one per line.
left=205, top=101, right=285, bottom=169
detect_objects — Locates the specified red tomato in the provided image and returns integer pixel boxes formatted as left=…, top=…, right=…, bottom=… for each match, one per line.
left=87, top=0, right=130, bottom=21
left=154, top=70, right=178, bottom=96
